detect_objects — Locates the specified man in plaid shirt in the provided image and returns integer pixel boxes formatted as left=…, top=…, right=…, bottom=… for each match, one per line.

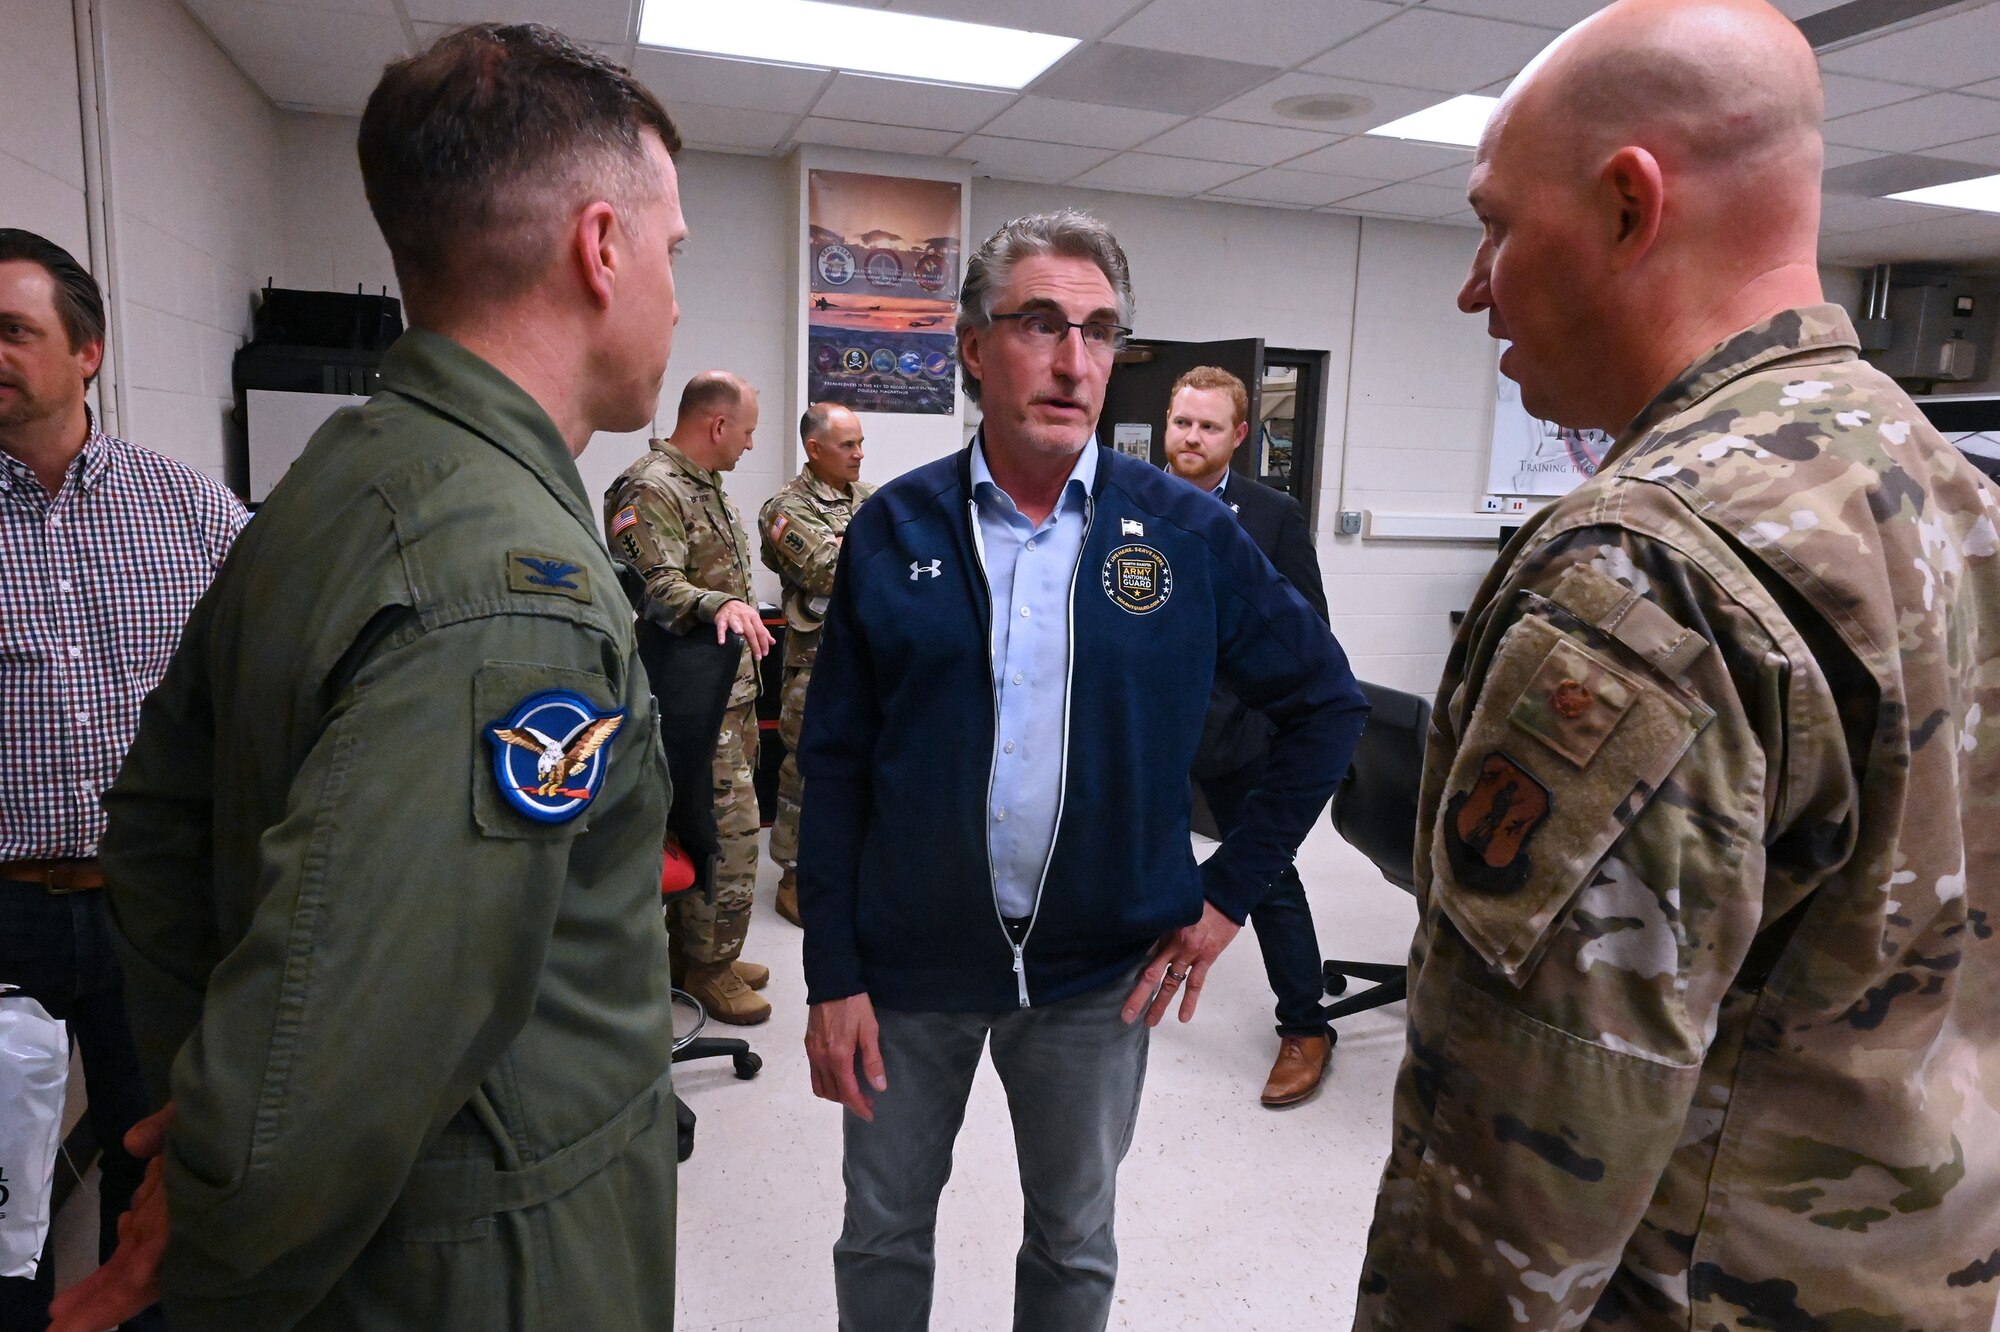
left=0, top=229, right=244, bottom=1328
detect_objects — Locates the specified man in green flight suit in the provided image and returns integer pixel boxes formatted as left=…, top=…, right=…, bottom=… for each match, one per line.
left=50, top=25, right=686, bottom=1332
left=759, top=401, right=874, bottom=927
left=606, top=371, right=776, bottom=1024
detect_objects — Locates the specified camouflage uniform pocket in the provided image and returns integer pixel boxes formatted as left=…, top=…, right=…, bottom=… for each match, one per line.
left=1433, top=615, right=1712, bottom=985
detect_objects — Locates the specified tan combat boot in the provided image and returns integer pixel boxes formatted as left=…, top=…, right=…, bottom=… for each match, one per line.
left=775, top=865, right=803, bottom=928
left=670, top=950, right=767, bottom=991
left=682, top=961, right=772, bottom=1025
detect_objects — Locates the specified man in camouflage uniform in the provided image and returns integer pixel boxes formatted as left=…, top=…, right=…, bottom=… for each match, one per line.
left=759, top=401, right=874, bottom=927
left=1356, top=1, right=2000, bottom=1327
left=605, top=371, right=775, bottom=1024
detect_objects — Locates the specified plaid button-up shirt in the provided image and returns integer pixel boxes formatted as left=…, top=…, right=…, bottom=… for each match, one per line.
left=1, top=413, right=246, bottom=859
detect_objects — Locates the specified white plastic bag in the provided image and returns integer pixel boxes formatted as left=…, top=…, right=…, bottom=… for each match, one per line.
left=0, top=984, right=69, bottom=1279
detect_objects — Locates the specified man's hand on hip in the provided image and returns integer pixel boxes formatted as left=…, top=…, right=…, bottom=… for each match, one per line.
left=715, top=599, right=775, bottom=658
left=806, top=993, right=888, bottom=1120
left=1121, top=902, right=1242, bottom=1027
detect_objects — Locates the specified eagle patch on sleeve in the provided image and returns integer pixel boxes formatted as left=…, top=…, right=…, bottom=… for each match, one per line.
left=486, top=690, right=625, bottom=823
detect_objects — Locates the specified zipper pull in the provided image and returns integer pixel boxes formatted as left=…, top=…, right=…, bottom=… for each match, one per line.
left=1013, top=945, right=1029, bottom=1009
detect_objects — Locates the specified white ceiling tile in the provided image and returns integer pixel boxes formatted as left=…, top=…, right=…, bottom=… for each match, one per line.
left=1961, top=77, right=2000, bottom=100
left=1070, top=152, right=1257, bottom=195
left=1822, top=144, right=1886, bottom=171
left=1417, top=159, right=1474, bottom=192
left=1138, top=117, right=1338, bottom=166
left=670, top=102, right=798, bottom=152
left=1417, top=0, right=1607, bottom=31
left=1204, top=168, right=1381, bottom=206
left=883, top=0, right=1139, bottom=40
left=1819, top=7, right=2000, bottom=91
left=1819, top=71, right=1929, bottom=120
left=956, top=135, right=1115, bottom=181
left=1108, top=0, right=1399, bottom=68
left=1325, top=180, right=1468, bottom=217
left=1818, top=196, right=1952, bottom=234
left=1828, top=93, right=2000, bottom=153
left=1303, top=10, right=1557, bottom=93
left=810, top=72, right=1015, bottom=131
left=630, top=50, right=830, bottom=116
left=404, top=0, right=630, bottom=44
left=1928, top=133, right=2000, bottom=167
left=976, top=96, right=1187, bottom=150
left=1821, top=211, right=2000, bottom=267
left=188, top=2, right=409, bottom=113
left=1770, top=0, right=1851, bottom=16
left=1206, top=72, right=1442, bottom=132
left=1286, top=133, right=1472, bottom=179
left=795, top=117, right=963, bottom=155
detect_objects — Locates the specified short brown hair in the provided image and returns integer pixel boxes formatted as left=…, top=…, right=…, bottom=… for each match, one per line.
left=1170, top=365, right=1249, bottom=430
left=357, top=23, right=680, bottom=312
left=677, top=371, right=748, bottom=424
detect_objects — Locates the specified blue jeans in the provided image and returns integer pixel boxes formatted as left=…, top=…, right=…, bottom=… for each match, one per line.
left=0, top=885, right=166, bottom=1332
left=1199, top=768, right=1332, bottom=1038
left=835, top=969, right=1150, bottom=1332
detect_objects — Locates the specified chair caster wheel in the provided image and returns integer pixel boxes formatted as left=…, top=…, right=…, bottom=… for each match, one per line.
left=733, top=1052, right=762, bottom=1080
left=1323, top=970, right=1348, bottom=996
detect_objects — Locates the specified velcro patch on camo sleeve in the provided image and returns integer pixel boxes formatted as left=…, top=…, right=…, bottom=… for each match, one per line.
left=1546, top=564, right=1708, bottom=680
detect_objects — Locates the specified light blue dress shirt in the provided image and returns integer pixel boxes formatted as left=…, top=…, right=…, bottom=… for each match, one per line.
left=969, top=438, right=1096, bottom=920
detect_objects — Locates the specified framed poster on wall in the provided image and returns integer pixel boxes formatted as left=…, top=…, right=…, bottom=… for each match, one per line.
left=1485, top=354, right=1613, bottom=497
left=806, top=169, right=960, bottom=416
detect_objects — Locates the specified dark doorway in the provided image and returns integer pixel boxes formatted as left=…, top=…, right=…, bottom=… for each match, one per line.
left=1098, top=336, right=1263, bottom=471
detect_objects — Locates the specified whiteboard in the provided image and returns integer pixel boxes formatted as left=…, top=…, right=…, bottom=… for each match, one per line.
left=246, top=389, right=368, bottom=502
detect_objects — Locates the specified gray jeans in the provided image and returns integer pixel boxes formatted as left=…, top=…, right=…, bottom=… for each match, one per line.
left=834, top=970, right=1151, bottom=1332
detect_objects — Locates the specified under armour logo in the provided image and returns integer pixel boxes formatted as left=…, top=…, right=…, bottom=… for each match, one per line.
left=910, top=559, right=942, bottom=580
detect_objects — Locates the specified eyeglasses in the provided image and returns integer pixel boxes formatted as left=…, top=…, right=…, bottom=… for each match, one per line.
left=988, top=310, right=1133, bottom=356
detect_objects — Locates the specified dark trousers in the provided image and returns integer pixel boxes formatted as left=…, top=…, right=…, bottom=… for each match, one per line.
left=1198, top=769, right=1330, bottom=1038
left=0, top=885, right=166, bottom=1332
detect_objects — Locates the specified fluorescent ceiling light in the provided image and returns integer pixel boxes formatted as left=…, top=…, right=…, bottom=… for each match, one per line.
left=638, top=0, right=1078, bottom=91
left=1886, top=172, right=2000, bottom=215
left=1365, top=94, right=1499, bottom=149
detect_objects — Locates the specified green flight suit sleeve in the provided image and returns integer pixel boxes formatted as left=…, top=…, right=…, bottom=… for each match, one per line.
left=1355, top=523, right=1859, bottom=1329
left=759, top=491, right=842, bottom=597
left=125, top=608, right=642, bottom=1324
left=611, top=475, right=738, bottom=629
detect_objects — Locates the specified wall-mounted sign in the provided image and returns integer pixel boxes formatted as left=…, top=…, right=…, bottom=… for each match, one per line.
left=807, top=170, right=960, bottom=416
left=1112, top=422, right=1152, bottom=461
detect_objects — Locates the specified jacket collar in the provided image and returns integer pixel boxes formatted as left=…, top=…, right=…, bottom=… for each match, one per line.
left=797, top=466, right=856, bottom=504
left=651, top=437, right=723, bottom=491
left=374, top=328, right=596, bottom=538
left=955, top=430, right=1110, bottom=505
left=1610, top=303, right=1860, bottom=468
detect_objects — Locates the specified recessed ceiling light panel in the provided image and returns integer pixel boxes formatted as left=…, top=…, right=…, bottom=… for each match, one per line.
left=1887, top=172, right=2000, bottom=215
left=1272, top=93, right=1373, bottom=123
left=1365, top=94, right=1498, bottom=149
left=638, top=0, right=1078, bottom=91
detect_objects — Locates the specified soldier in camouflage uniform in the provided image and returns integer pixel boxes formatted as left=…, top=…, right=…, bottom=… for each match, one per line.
left=1356, top=2, right=2000, bottom=1327
left=759, top=402, right=875, bottom=927
left=605, top=371, right=776, bottom=1024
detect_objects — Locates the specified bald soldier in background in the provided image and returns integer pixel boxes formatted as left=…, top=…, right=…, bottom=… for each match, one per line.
left=606, top=371, right=776, bottom=1024
left=760, top=402, right=875, bottom=927
left=1355, top=0, right=2000, bottom=1327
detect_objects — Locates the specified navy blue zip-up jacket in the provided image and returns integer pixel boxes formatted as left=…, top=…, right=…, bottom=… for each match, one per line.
left=796, top=442, right=1369, bottom=1012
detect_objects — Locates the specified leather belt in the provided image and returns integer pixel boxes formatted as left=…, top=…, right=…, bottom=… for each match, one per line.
left=0, top=858, right=106, bottom=893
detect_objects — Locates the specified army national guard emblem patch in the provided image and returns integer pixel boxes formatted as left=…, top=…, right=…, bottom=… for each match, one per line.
left=486, top=691, right=626, bottom=823
left=1102, top=543, right=1173, bottom=615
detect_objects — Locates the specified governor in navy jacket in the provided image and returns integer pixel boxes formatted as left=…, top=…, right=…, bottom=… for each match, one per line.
left=795, top=209, right=1369, bottom=1332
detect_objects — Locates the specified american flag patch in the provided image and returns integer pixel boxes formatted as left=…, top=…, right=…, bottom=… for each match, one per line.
left=611, top=505, right=638, bottom=536
left=769, top=513, right=789, bottom=541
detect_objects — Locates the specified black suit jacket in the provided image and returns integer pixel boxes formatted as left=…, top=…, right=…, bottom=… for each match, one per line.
left=1193, top=474, right=1329, bottom=780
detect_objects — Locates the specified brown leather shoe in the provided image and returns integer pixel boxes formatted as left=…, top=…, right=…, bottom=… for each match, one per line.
left=732, top=959, right=770, bottom=991
left=775, top=866, right=803, bottom=928
left=682, top=961, right=772, bottom=1025
left=1260, top=1033, right=1333, bottom=1108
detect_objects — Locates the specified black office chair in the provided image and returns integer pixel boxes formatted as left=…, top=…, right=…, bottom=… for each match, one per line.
left=1322, top=680, right=1431, bottom=1020
left=634, top=618, right=763, bottom=1159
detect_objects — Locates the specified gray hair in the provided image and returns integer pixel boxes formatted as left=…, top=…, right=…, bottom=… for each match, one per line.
left=956, top=210, right=1135, bottom=405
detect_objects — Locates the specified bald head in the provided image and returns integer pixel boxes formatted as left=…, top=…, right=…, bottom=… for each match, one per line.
left=1461, top=0, right=1827, bottom=432
left=669, top=370, right=759, bottom=471
left=801, top=401, right=865, bottom=488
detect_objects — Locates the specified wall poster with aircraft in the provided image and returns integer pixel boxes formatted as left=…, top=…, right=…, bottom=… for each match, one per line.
left=806, top=169, right=961, bottom=415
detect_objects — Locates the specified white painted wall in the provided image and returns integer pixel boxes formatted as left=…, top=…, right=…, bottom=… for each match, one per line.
left=1, top=2, right=90, bottom=258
